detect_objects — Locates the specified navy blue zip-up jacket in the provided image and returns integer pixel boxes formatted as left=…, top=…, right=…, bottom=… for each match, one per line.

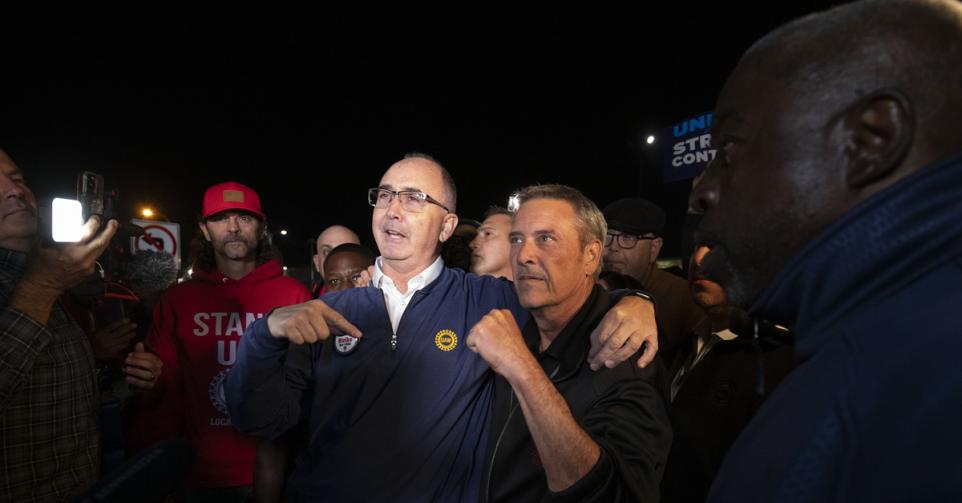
left=708, top=154, right=962, bottom=501
left=226, top=266, right=527, bottom=502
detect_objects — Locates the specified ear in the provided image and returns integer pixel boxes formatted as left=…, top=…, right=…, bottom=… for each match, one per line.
left=438, top=213, right=459, bottom=243
left=842, top=89, right=914, bottom=189
left=649, top=237, right=664, bottom=262
left=583, top=240, right=603, bottom=275
left=199, top=222, right=212, bottom=242
left=312, top=254, right=322, bottom=274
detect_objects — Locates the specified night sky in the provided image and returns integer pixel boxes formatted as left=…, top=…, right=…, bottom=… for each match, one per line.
left=2, top=3, right=839, bottom=268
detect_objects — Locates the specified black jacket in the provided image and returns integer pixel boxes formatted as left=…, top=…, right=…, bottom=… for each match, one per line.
left=661, top=332, right=794, bottom=503
left=481, top=286, right=672, bottom=502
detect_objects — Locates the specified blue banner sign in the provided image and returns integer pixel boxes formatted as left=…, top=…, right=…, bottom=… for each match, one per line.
left=662, top=112, right=716, bottom=182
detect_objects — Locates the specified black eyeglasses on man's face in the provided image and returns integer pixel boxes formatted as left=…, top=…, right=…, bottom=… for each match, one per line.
left=367, top=188, right=450, bottom=213
left=604, top=231, right=657, bottom=249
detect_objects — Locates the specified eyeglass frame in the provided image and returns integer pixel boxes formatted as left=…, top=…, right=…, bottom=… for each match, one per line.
left=604, top=231, right=658, bottom=249
left=367, top=187, right=450, bottom=213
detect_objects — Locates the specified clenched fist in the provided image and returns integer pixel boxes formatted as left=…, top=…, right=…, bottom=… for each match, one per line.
left=466, top=309, right=539, bottom=382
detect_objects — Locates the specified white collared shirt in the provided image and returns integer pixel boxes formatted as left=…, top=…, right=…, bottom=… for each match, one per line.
left=371, top=256, right=445, bottom=333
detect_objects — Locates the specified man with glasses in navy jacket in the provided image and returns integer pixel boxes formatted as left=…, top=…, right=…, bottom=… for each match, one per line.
left=227, top=153, right=659, bottom=502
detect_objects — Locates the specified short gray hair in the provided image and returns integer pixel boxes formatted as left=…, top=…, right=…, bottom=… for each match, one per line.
left=513, top=183, right=607, bottom=250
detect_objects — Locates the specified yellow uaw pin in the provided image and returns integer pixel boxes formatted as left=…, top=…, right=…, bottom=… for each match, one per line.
left=435, top=329, right=458, bottom=351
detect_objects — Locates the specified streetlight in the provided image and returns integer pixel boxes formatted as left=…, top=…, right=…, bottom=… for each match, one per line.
left=280, top=229, right=288, bottom=236
left=140, top=206, right=172, bottom=222
left=646, top=135, right=656, bottom=145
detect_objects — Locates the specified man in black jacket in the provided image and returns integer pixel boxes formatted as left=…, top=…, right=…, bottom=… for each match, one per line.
left=469, top=184, right=672, bottom=502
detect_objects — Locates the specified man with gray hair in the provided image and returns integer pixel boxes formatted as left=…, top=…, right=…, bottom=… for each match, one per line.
left=469, top=184, right=671, bottom=502
left=689, top=0, right=962, bottom=500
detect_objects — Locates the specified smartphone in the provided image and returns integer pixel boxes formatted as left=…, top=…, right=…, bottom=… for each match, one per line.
left=50, top=171, right=105, bottom=243
left=77, top=171, right=105, bottom=220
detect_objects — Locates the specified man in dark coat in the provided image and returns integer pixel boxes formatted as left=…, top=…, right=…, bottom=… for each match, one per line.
left=689, top=0, right=962, bottom=500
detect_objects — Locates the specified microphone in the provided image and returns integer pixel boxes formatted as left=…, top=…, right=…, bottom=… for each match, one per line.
left=123, top=250, right=180, bottom=295
left=73, top=439, right=194, bottom=503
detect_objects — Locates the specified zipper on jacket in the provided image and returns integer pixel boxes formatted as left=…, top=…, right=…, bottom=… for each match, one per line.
left=485, top=398, right=520, bottom=503
left=484, top=364, right=561, bottom=502
left=388, top=289, right=427, bottom=351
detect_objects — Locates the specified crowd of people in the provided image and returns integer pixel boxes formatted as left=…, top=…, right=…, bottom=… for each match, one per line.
left=2, top=0, right=962, bottom=501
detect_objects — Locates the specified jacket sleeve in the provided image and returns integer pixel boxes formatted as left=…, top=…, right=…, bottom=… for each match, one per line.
left=125, top=294, right=187, bottom=450
left=545, top=366, right=672, bottom=503
left=225, top=316, right=311, bottom=439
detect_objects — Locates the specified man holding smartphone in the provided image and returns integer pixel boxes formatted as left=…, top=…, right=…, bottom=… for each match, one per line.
left=0, top=148, right=119, bottom=502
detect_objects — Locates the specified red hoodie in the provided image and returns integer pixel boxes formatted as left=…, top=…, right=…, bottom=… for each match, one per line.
left=130, top=259, right=310, bottom=487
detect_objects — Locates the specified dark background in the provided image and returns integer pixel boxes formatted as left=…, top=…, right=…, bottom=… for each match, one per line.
left=1, top=3, right=839, bottom=269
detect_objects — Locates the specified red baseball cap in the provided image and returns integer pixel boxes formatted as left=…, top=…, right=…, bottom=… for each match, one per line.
left=201, top=181, right=265, bottom=220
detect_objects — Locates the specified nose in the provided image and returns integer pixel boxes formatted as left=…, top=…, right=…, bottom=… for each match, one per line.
left=469, top=235, right=481, bottom=251
left=384, top=193, right=404, bottom=219
left=692, top=244, right=711, bottom=267
left=689, top=161, right=720, bottom=214
left=513, top=236, right=537, bottom=266
left=225, top=215, right=241, bottom=232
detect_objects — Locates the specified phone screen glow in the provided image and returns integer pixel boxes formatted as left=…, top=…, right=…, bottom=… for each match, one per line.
left=52, top=198, right=83, bottom=242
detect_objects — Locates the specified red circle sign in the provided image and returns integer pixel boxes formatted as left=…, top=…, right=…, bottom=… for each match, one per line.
left=137, top=224, right=178, bottom=255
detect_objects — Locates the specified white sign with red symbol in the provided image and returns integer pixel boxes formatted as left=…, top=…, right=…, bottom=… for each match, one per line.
left=130, top=218, right=181, bottom=261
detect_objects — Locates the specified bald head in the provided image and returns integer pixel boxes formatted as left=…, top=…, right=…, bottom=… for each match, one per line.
left=690, top=0, right=962, bottom=308
left=314, top=225, right=361, bottom=276
left=401, top=153, right=457, bottom=213
left=747, top=0, right=962, bottom=161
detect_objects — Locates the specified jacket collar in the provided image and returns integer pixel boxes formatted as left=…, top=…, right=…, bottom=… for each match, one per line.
left=371, top=256, right=444, bottom=293
left=752, top=152, right=962, bottom=360
left=522, top=285, right=610, bottom=382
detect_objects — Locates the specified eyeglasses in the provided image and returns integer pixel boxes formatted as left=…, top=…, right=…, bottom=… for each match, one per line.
left=368, top=188, right=450, bottom=213
left=604, top=232, right=657, bottom=249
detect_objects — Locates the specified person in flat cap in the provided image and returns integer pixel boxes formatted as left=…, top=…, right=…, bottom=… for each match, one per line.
left=603, top=197, right=704, bottom=357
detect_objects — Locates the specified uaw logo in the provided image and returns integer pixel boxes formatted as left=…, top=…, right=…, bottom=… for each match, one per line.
left=435, top=329, right=458, bottom=351
left=334, top=334, right=359, bottom=355
left=208, top=368, right=230, bottom=419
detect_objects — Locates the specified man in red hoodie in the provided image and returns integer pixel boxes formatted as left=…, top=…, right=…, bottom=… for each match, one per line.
left=128, top=181, right=311, bottom=502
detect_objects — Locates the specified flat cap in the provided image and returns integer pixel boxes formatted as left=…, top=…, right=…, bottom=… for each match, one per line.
left=602, top=197, right=666, bottom=236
